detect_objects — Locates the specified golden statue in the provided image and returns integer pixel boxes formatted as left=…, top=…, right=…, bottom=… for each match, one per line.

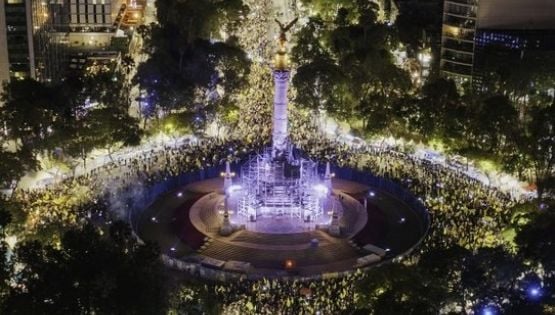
left=273, top=17, right=298, bottom=70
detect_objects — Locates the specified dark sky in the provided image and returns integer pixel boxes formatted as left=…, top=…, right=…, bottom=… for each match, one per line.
left=478, top=0, right=555, bottom=29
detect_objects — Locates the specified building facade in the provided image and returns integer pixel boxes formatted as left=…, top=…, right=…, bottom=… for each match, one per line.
left=440, top=0, right=555, bottom=88
left=440, top=0, right=477, bottom=84
left=473, top=29, right=555, bottom=90
left=0, top=0, right=36, bottom=85
left=48, top=0, right=121, bottom=31
left=0, top=0, right=124, bottom=95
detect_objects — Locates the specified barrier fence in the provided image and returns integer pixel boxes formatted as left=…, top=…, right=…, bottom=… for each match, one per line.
left=125, top=162, right=430, bottom=281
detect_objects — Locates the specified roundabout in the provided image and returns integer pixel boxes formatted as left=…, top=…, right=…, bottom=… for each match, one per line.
left=1, top=0, right=550, bottom=313
left=131, top=26, right=431, bottom=279
left=134, top=175, right=429, bottom=278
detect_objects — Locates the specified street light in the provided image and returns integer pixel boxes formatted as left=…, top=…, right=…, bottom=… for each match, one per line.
left=479, top=304, right=499, bottom=315
left=526, top=284, right=543, bottom=300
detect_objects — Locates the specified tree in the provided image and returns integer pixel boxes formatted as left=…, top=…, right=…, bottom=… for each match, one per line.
left=0, top=79, right=60, bottom=152
left=0, top=203, right=13, bottom=304
left=135, top=0, right=250, bottom=122
left=356, top=262, right=449, bottom=314
left=516, top=209, right=555, bottom=271
left=508, top=102, right=555, bottom=200
left=459, top=247, right=525, bottom=303
left=0, top=147, right=38, bottom=189
left=291, top=2, right=411, bottom=130
left=2, top=222, right=169, bottom=315
left=469, top=95, right=519, bottom=152
left=300, top=0, right=369, bottom=22
left=52, top=68, right=142, bottom=168
left=86, top=107, right=142, bottom=159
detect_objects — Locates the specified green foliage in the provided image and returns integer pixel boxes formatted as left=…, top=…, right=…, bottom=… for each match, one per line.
left=357, top=262, right=449, bottom=314
left=156, top=0, right=247, bottom=40
left=504, top=101, right=555, bottom=200
left=0, top=208, right=11, bottom=305
left=516, top=205, right=555, bottom=264
left=301, top=0, right=374, bottom=22
left=469, top=95, right=519, bottom=151
left=0, top=148, right=38, bottom=188
left=2, top=222, right=169, bottom=315
left=292, top=4, right=410, bottom=126
left=0, top=79, right=62, bottom=152
left=135, top=0, right=250, bottom=121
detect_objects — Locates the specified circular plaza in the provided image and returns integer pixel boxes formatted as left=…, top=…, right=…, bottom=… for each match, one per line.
left=134, top=172, right=429, bottom=279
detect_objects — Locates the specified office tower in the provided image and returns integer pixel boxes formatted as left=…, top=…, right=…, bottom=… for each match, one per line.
left=0, top=0, right=36, bottom=86
left=440, top=0, right=477, bottom=84
left=440, top=0, right=555, bottom=88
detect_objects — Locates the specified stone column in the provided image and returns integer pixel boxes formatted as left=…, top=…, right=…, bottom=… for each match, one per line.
left=272, top=69, right=290, bottom=157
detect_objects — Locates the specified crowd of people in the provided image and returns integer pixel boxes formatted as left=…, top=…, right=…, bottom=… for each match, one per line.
left=12, top=137, right=262, bottom=238
left=237, top=0, right=273, bottom=62
left=290, top=119, right=520, bottom=251
left=9, top=110, right=524, bottom=311
left=8, top=2, right=529, bottom=312
left=214, top=272, right=363, bottom=314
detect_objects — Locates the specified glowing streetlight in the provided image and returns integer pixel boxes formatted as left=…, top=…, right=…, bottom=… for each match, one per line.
left=526, top=284, right=543, bottom=300
left=220, top=161, right=236, bottom=191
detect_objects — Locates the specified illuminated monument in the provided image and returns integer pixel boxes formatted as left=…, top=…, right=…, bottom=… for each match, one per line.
left=226, top=18, right=334, bottom=233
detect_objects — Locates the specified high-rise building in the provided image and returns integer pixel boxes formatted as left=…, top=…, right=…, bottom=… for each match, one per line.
left=440, top=0, right=477, bottom=84
left=0, top=0, right=124, bottom=95
left=0, top=0, right=36, bottom=86
left=440, top=0, right=555, bottom=87
left=0, top=0, right=63, bottom=94
left=49, top=0, right=121, bottom=32
left=472, top=29, right=555, bottom=90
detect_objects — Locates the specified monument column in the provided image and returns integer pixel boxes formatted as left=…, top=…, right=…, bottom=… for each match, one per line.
left=271, top=17, right=297, bottom=158
left=272, top=69, right=290, bottom=156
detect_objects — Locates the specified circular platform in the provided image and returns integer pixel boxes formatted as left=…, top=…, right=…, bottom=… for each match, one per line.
left=134, top=178, right=428, bottom=278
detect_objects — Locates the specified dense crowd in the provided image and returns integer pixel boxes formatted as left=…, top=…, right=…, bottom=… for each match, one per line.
left=12, top=137, right=263, bottom=237
left=292, top=120, right=519, bottom=251
left=215, top=272, right=362, bottom=314
left=10, top=113, right=524, bottom=312
left=234, top=63, right=274, bottom=143
left=1, top=3, right=540, bottom=315
left=237, top=0, right=273, bottom=62
left=9, top=3, right=528, bottom=312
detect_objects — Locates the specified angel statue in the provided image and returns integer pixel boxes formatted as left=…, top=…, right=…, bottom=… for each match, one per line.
left=275, top=17, right=299, bottom=44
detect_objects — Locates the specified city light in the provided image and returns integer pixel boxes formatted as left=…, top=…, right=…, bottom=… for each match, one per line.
left=480, top=304, right=499, bottom=315
left=313, top=184, right=328, bottom=195
left=1, top=0, right=551, bottom=313
left=526, top=284, right=543, bottom=300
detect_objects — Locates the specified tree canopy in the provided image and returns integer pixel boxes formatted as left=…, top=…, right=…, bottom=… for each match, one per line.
left=2, top=222, right=169, bottom=315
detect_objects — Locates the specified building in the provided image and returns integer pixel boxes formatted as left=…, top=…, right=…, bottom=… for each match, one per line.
left=439, top=0, right=477, bottom=84
left=472, top=29, right=555, bottom=90
left=49, top=0, right=122, bottom=32
left=0, top=0, right=64, bottom=94
left=0, top=0, right=36, bottom=86
left=440, top=0, right=555, bottom=87
left=0, top=0, right=127, bottom=96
